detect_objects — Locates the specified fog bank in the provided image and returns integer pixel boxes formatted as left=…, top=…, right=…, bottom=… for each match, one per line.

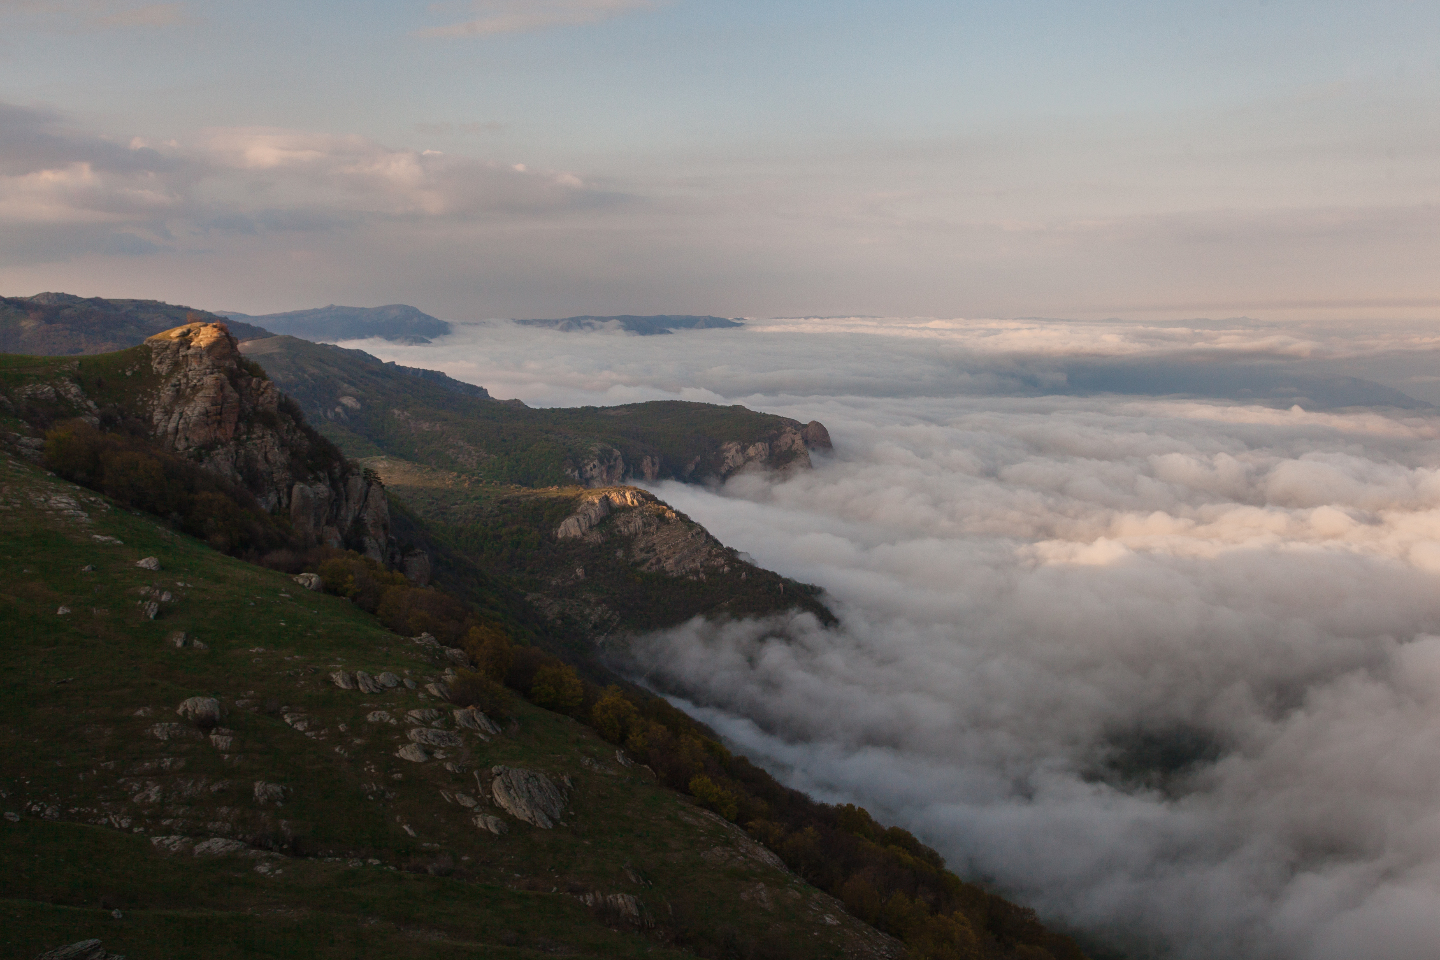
left=355, top=316, right=1440, bottom=959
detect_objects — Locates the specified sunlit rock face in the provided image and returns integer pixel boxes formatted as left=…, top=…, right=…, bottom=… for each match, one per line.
left=145, top=322, right=394, bottom=562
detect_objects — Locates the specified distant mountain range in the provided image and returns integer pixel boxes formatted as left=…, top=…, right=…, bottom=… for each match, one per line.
left=219, top=303, right=451, bottom=344
left=0, top=293, right=273, bottom=355
left=514, top=315, right=744, bottom=335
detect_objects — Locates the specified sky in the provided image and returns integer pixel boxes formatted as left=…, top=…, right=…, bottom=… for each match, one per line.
left=1, top=0, right=1439, bottom=320
left=346, top=317, right=1440, bottom=959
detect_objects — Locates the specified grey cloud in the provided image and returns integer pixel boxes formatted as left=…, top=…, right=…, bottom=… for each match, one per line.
left=362, top=318, right=1440, bottom=960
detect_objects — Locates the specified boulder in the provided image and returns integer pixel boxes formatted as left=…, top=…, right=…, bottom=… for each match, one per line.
left=377, top=671, right=402, bottom=688
left=355, top=670, right=384, bottom=694
left=150, top=722, right=201, bottom=741
left=253, top=781, right=286, bottom=805
left=193, top=837, right=247, bottom=856
left=472, top=813, right=508, bottom=836
left=35, top=940, right=122, bottom=960
left=292, top=572, right=323, bottom=591
left=490, top=766, right=568, bottom=829
left=405, top=708, right=442, bottom=724
left=396, top=743, right=429, bottom=763
left=407, top=728, right=463, bottom=749
left=136, top=556, right=161, bottom=571
left=424, top=681, right=452, bottom=701
left=365, top=710, right=397, bottom=725
left=140, top=600, right=159, bottom=620
left=454, top=707, right=501, bottom=736
left=176, top=696, right=222, bottom=725
left=330, top=670, right=357, bottom=690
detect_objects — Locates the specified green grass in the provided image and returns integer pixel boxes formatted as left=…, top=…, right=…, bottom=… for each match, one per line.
left=0, top=451, right=888, bottom=960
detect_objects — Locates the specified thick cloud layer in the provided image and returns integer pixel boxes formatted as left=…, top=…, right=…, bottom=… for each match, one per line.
left=358, top=317, right=1440, bottom=960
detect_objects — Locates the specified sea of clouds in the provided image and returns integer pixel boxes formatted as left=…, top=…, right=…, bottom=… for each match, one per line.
left=350, top=316, right=1440, bottom=960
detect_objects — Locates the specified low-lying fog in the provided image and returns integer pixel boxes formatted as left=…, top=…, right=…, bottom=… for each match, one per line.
left=350, top=316, right=1440, bottom=960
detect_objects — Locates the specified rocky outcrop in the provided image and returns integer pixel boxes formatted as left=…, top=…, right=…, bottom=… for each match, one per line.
left=490, top=765, right=568, bottom=828
left=143, top=322, right=396, bottom=564
left=555, top=488, right=647, bottom=540
left=564, top=416, right=833, bottom=488
left=555, top=486, right=741, bottom=579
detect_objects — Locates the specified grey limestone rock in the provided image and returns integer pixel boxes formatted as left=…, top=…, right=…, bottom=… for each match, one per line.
left=253, top=781, right=287, bottom=805
left=176, top=696, right=222, bottom=725
left=366, top=710, right=397, bottom=725
left=407, top=728, right=463, bottom=749
left=150, top=722, right=201, bottom=741
left=355, top=670, right=384, bottom=694
left=424, top=680, right=452, bottom=701
left=330, top=670, right=357, bottom=690
left=193, top=837, right=247, bottom=856
left=136, top=557, right=160, bottom=571
left=472, top=813, right=508, bottom=835
left=35, top=939, right=123, bottom=960
left=405, top=708, right=442, bottom=724
left=454, top=707, right=501, bottom=736
left=292, top=572, right=322, bottom=591
left=377, top=671, right=401, bottom=688
left=490, top=765, right=568, bottom=829
left=396, top=743, right=429, bottom=763
left=140, top=600, right=159, bottom=620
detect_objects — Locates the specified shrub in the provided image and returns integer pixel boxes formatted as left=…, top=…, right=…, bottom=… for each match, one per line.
left=528, top=662, right=584, bottom=712
left=591, top=686, right=641, bottom=743
left=463, top=623, right=513, bottom=681
left=449, top=668, right=512, bottom=719
left=688, top=774, right=740, bottom=821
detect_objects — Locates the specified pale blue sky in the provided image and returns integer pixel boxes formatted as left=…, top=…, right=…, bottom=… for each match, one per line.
left=1, top=1, right=1437, bottom=319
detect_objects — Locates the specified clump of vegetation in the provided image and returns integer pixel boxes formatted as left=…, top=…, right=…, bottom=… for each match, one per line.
left=44, top=421, right=292, bottom=556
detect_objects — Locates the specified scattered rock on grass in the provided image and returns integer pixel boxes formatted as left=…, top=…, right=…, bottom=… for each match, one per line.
left=193, top=837, right=247, bottom=856
left=253, top=782, right=287, bottom=805
left=396, top=743, right=429, bottom=763
left=490, top=766, right=568, bottom=829
left=408, top=728, right=463, bottom=749
left=292, top=572, right=322, bottom=591
left=366, top=710, right=397, bottom=725
left=140, top=600, right=159, bottom=620
left=35, top=939, right=123, bottom=960
left=176, top=697, right=222, bottom=724
left=455, top=707, right=501, bottom=736
left=473, top=813, right=508, bottom=836
left=405, top=708, right=441, bottom=724
left=136, top=557, right=160, bottom=571
left=377, top=671, right=401, bottom=688
left=355, top=671, right=383, bottom=694
left=330, top=671, right=356, bottom=690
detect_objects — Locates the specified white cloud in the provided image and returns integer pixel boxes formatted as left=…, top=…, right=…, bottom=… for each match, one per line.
left=357, top=318, right=1440, bottom=960
left=418, top=0, right=662, bottom=39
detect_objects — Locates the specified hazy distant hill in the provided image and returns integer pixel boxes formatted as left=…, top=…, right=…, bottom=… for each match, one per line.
left=515, top=315, right=744, bottom=335
left=220, top=303, right=451, bottom=344
left=0, top=293, right=273, bottom=355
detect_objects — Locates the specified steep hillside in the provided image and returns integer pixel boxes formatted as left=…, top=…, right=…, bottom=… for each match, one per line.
left=241, top=335, right=830, bottom=487
left=220, top=304, right=451, bottom=344
left=360, top=456, right=835, bottom=636
left=0, top=324, right=399, bottom=566
left=0, top=294, right=272, bottom=356
left=0, top=450, right=900, bottom=960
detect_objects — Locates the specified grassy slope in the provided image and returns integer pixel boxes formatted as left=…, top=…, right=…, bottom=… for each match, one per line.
left=0, top=452, right=895, bottom=960
left=240, top=337, right=809, bottom=487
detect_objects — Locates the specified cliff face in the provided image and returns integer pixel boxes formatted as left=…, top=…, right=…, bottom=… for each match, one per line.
left=567, top=417, right=833, bottom=489
left=143, top=323, right=394, bottom=563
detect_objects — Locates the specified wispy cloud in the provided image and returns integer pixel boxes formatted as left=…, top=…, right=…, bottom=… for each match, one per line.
left=418, top=0, right=661, bottom=39
left=0, top=0, right=194, bottom=30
